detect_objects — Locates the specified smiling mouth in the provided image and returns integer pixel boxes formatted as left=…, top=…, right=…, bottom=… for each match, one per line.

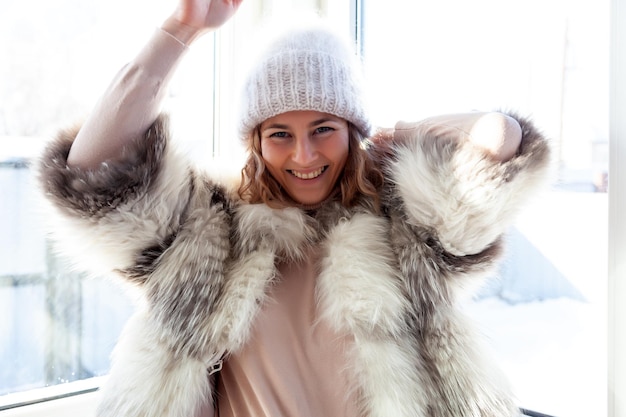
left=289, top=166, right=328, bottom=180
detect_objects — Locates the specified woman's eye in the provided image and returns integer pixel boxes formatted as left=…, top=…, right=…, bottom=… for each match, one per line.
left=269, top=131, right=289, bottom=138
left=315, top=126, right=334, bottom=134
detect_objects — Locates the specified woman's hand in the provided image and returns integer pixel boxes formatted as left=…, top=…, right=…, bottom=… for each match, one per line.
left=467, top=112, right=522, bottom=162
left=162, top=0, right=244, bottom=45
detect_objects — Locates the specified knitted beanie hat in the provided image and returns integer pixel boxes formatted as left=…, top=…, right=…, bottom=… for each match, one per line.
left=238, top=25, right=371, bottom=140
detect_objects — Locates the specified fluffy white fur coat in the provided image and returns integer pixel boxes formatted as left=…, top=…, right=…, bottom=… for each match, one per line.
left=38, top=113, right=550, bottom=417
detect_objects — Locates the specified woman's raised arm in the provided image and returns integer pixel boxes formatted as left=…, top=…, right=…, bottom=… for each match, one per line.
left=412, top=112, right=523, bottom=162
left=67, top=0, right=243, bottom=169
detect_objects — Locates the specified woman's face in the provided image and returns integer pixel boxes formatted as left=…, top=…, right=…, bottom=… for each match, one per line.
left=260, top=110, right=350, bottom=205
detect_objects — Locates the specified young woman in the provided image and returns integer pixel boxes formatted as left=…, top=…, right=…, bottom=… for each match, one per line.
left=38, top=0, right=551, bottom=416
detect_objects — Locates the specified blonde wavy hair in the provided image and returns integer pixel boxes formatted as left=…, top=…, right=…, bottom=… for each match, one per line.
left=238, top=122, right=384, bottom=210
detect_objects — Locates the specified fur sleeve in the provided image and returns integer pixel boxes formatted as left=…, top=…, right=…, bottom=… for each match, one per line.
left=37, top=114, right=194, bottom=278
left=387, top=112, right=551, bottom=257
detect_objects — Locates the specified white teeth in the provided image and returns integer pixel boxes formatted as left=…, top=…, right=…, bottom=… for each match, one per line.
left=290, top=167, right=325, bottom=179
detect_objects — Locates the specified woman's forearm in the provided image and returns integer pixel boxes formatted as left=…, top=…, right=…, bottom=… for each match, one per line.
left=62, top=0, right=253, bottom=170
left=416, top=112, right=522, bottom=162
left=66, top=27, right=190, bottom=169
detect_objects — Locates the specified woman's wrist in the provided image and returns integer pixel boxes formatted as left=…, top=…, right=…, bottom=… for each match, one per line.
left=160, top=16, right=206, bottom=46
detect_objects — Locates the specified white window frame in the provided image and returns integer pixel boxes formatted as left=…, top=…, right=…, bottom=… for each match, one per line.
left=3, top=0, right=623, bottom=415
left=608, top=0, right=626, bottom=415
left=0, top=378, right=102, bottom=417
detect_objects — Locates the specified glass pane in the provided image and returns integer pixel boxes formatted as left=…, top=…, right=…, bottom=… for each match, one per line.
left=0, top=0, right=214, bottom=402
left=361, top=1, right=608, bottom=416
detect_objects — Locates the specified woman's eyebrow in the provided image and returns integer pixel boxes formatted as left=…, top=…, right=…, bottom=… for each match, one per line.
left=262, top=117, right=340, bottom=131
left=263, top=123, right=289, bottom=130
left=261, top=123, right=290, bottom=131
left=309, top=117, right=339, bottom=127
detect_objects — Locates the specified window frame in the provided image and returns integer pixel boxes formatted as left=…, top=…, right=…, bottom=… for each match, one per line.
left=0, top=377, right=102, bottom=416
left=608, top=0, right=626, bottom=415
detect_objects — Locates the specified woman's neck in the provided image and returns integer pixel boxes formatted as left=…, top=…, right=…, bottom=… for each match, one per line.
left=292, top=187, right=341, bottom=212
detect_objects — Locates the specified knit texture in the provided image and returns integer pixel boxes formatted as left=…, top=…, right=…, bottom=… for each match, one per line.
left=238, top=27, right=371, bottom=140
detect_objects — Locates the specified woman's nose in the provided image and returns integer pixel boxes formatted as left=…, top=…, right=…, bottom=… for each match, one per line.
left=292, top=137, right=316, bottom=165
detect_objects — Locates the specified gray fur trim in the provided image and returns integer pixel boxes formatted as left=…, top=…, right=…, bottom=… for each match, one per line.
left=141, top=177, right=234, bottom=359
left=37, top=116, right=168, bottom=218
left=387, top=112, right=551, bottom=258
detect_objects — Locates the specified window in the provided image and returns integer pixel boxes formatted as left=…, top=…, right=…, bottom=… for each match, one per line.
left=359, top=1, right=608, bottom=416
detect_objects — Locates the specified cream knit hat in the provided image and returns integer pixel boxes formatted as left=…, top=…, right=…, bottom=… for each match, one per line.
left=238, top=25, right=371, bottom=140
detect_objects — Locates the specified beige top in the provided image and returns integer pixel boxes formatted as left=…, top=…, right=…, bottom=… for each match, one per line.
left=216, top=247, right=360, bottom=417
